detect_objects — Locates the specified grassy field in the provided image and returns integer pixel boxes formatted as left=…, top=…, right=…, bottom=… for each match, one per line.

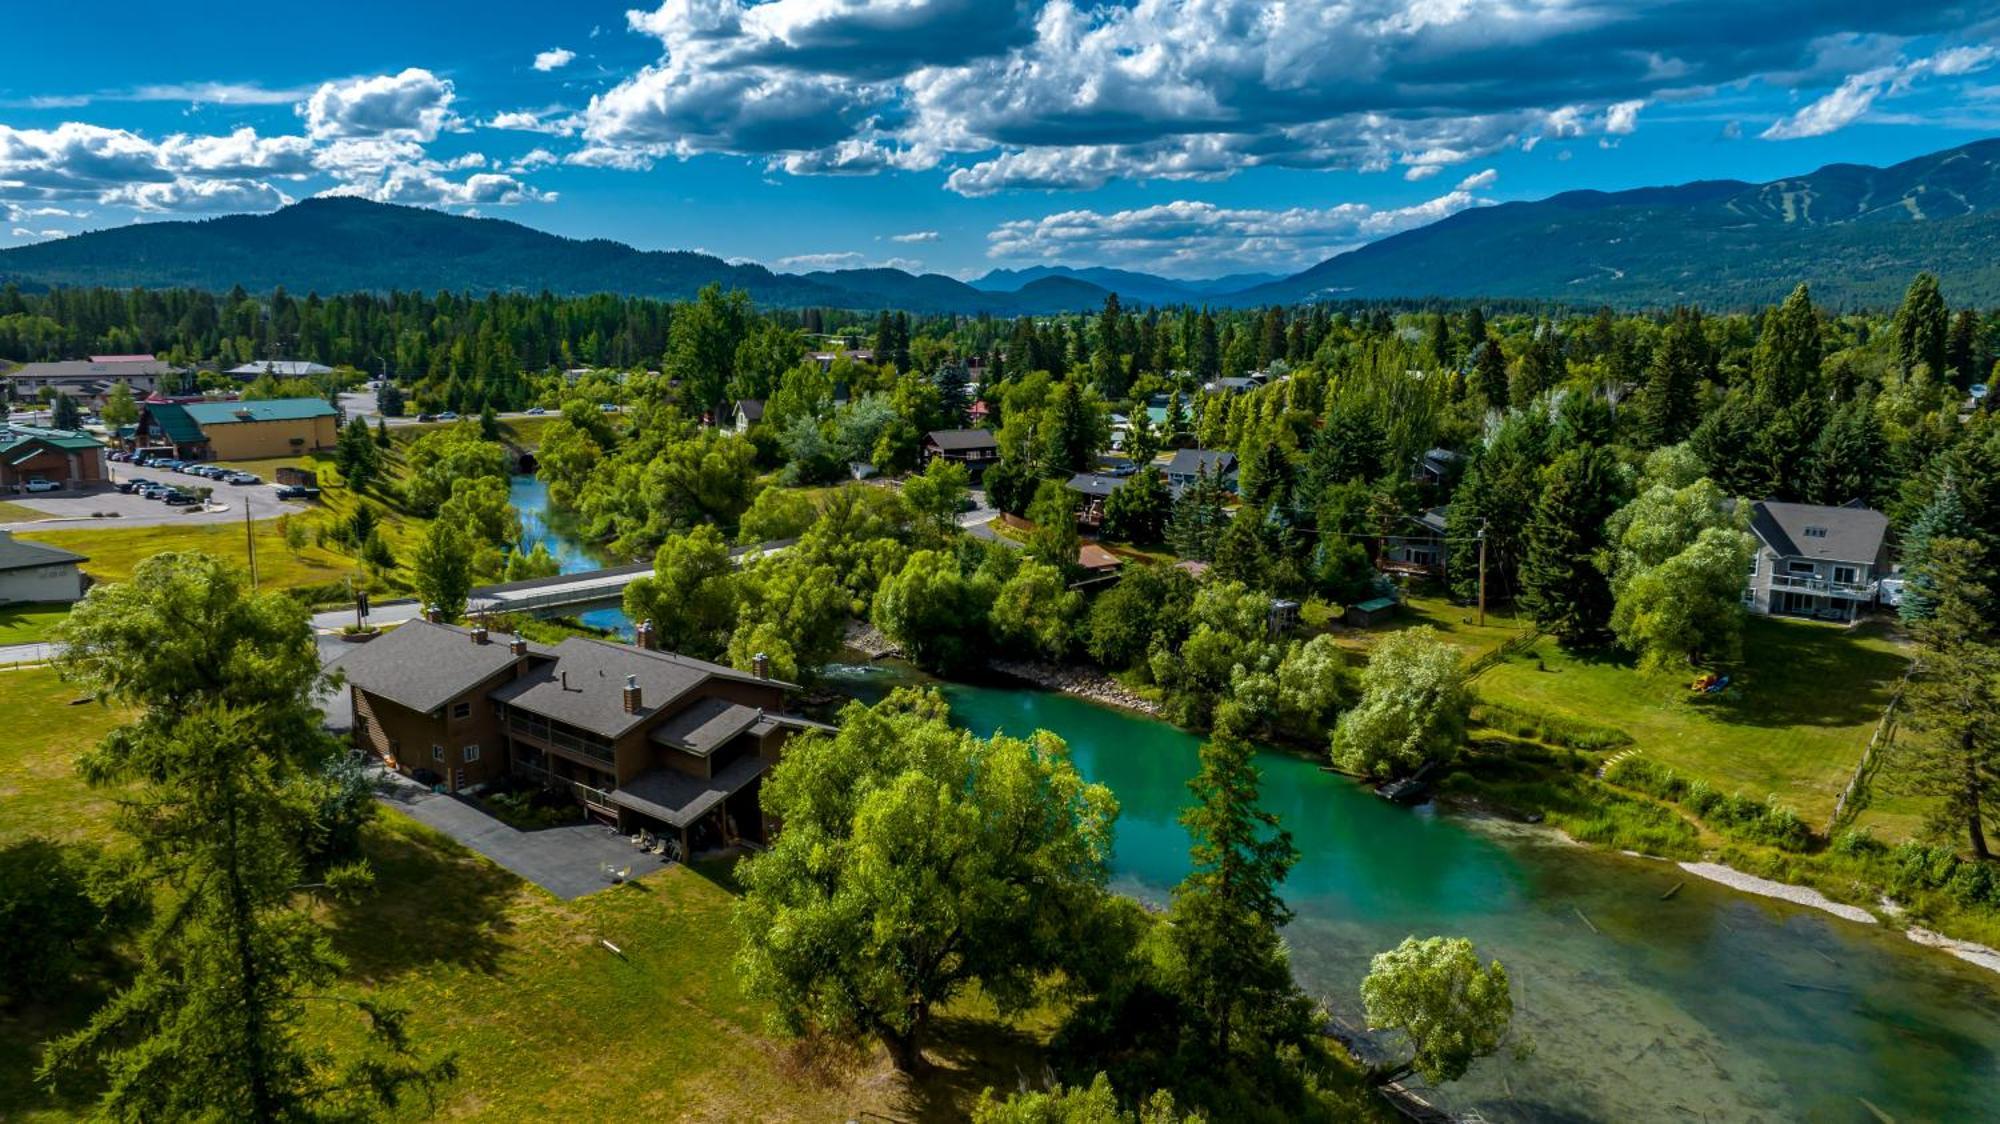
left=0, top=603, right=69, bottom=645
left=19, top=518, right=358, bottom=594
left=1473, top=616, right=1918, bottom=837
left=0, top=499, right=51, bottom=523
left=0, top=666, right=1066, bottom=1122
left=0, top=666, right=126, bottom=845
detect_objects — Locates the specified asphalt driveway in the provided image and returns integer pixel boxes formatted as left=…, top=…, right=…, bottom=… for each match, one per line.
left=372, top=768, right=668, bottom=900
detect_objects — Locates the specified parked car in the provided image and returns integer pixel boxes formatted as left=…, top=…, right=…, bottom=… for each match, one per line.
left=115, top=478, right=144, bottom=494
left=274, top=484, right=319, bottom=500
left=21, top=478, right=61, bottom=493
left=415, top=413, right=437, bottom=423
left=524, top=406, right=547, bottom=415
left=162, top=490, right=198, bottom=506
left=227, top=472, right=261, bottom=485
left=436, top=411, right=460, bottom=421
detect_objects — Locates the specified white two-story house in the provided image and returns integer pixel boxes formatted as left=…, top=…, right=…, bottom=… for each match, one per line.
left=1743, top=499, right=1889, bottom=623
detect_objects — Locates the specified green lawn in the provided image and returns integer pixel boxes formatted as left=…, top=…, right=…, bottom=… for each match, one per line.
left=0, top=666, right=1065, bottom=1122
left=0, top=603, right=69, bottom=645
left=1473, top=616, right=1919, bottom=838
left=0, top=499, right=50, bottom=523
left=18, top=519, right=359, bottom=595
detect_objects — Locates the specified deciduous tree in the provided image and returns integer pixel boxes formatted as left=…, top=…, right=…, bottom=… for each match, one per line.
left=1361, top=936, right=1513, bottom=1086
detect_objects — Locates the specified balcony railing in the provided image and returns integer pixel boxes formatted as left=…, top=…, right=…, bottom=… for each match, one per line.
left=507, top=713, right=616, bottom=766
left=1767, top=573, right=1878, bottom=598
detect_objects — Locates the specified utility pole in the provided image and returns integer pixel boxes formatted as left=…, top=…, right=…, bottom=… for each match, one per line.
left=1476, top=521, right=1489, bottom=628
left=244, top=499, right=259, bottom=589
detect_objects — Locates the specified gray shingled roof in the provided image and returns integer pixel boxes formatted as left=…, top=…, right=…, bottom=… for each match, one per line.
left=0, top=531, right=86, bottom=573
left=337, top=620, right=546, bottom=715
left=925, top=428, right=997, bottom=452
left=1065, top=472, right=1122, bottom=498
left=648, top=697, right=764, bottom=757
left=1167, top=448, right=1236, bottom=477
left=1750, top=500, right=1889, bottom=565
left=489, top=636, right=788, bottom=739
left=7, top=359, right=178, bottom=379
left=608, top=755, right=772, bottom=829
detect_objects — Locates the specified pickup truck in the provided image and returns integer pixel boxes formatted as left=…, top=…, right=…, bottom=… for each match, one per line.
left=21, top=478, right=61, bottom=493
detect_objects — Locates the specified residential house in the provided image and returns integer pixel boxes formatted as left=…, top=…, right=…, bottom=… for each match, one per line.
left=134, top=397, right=339, bottom=460
left=1165, top=448, right=1237, bottom=497
left=923, top=428, right=999, bottom=471
left=730, top=399, right=765, bottom=433
left=1, top=424, right=108, bottom=491
left=341, top=619, right=824, bottom=855
left=5, top=355, right=182, bottom=406
left=1743, top=500, right=1889, bottom=622
left=1065, top=472, right=1122, bottom=529
left=226, top=360, right=335, bottom=379
left=1076, top=543, right=1124, bottom=579
left=1415, top=448, right=1464, bottom=487
left=1204, top=376, right=1260, bottom=394
left=1379, top=507, right=1450, bottom=579
left=810, top=348, right=875, bottom=373
left=0, top=530, right=88, bottom=604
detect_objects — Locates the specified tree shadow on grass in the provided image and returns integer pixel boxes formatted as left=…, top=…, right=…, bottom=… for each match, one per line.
left=1710, top=620, right=1909, bottom=732
left=894, top=1014, right=1048, bottom=1123
left=0, top=975, right=119, bottom=1120
left=325, top=815, right=518, bottom=982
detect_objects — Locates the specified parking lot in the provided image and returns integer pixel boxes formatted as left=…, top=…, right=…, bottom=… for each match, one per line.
left=1, top=470, right=308, bottom=529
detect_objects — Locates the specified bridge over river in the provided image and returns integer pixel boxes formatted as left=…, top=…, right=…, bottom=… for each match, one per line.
left=466, top=540, right=792, bottom=616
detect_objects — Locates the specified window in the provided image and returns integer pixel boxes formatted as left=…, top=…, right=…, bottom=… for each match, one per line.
left=451, top=701, right=471, bottom=720
left=1787, top=561, right=1816, bottom=575
left=432, top=745, right=445, bottom=763
left=462, top=744, right=481, bottom=764
left=1833, top=565, right=1859, bottom=585
left=1803, top=526, right=1828, bottom=539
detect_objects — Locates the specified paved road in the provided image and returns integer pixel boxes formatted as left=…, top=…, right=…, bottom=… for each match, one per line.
left=0, top=599, right=421, bottom=669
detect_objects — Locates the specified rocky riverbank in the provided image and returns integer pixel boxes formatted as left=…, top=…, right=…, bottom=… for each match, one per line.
left=988, top=658, right=1162, bottom=716
left=842, top=620, right=902, bottom=660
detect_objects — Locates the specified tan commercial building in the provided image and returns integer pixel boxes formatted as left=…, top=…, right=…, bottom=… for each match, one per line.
left=134, top=397, right=339, bottom=460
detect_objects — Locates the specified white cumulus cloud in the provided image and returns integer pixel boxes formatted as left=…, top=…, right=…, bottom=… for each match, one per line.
left=1763, top=46, right=1997, bottom=140
left=302, top=68, right=457, bottom=142
left=533, top=48, right=577, bottom=72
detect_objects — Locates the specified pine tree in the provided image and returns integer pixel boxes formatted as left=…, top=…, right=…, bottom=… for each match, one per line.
left=1169, top=709, right=1305, bottom=1058
left=1807, top=398, right=1885, bottom=508
left=1898, top=537, right=2000, bottom=858
left=50, top=391, right=81, bottom=429
left=334, top=416, right=379, bottom=490
left=1521, top=447, right=1620, bottom=647
left=1750, top=283, right=1822, bottom=409
left=1947, top=308, right=1983, bottom=389
left=1469, top=332, right=1507, bottom=405
left=1893, top=272, right=1949, bottom=377
left=1901, top=477, right=1969, bottom=623
left=375, top=417, right=392, bottom=449
left=1169, top=465, right=1232, bottom=561
left=1639, top=307, right=1706, bottom=447
left=1687, top=390, right=1763, bottom=498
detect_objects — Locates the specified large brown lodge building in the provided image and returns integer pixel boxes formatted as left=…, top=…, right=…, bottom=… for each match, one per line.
left=339, top=617, right=825, bottom=853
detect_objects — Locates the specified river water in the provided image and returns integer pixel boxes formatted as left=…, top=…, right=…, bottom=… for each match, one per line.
left=509, top=475, right=2000, bottom=1120
left=509, top=475, right=632, bottom=634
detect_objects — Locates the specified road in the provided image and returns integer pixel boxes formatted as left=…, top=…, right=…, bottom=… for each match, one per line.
left=0, top=599, right=422, bottom=669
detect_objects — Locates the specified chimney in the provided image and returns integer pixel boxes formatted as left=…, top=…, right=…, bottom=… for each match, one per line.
left=470, top=624, right=488, bottom=645
left=621, top=673, right=642, bottom=713
left=424, top=604, right=443, bottom=624
left=508, top=632, right=527, bottom=657
left=752, top=651, right=771, bottom=680
left=634, top=620, right=654, bottom=650
left=560, top=670, right=571, bottom=691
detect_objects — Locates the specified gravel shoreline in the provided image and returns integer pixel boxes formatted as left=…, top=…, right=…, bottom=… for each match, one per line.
left=1677, top=861, right=1878, bottom=924
left=1905, top=926, right=2000, bottom=976
left=987, top=659, right=1163, bottom=716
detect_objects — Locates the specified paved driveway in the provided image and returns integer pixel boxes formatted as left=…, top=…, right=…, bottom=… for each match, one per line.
left=372, top=769, right=666, bottom=899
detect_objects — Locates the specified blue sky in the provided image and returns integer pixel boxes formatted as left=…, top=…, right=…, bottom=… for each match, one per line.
left=3, top=0, right=1998, bottom=280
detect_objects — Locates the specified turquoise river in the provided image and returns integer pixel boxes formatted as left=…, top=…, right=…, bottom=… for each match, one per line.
left=511, top=476, right=2000, bottom=1121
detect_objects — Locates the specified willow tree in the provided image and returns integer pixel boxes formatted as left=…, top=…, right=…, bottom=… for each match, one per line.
left=735, top=689, right=1119, bottom=1071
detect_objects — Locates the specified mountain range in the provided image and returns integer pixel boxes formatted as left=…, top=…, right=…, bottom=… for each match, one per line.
left=7, top=138, right=2000, bottom=310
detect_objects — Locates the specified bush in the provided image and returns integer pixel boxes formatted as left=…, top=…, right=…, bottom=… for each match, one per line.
left=1603, top=757, right=1812, bottom=852
left=1891, top=842, right=2000, bottom=910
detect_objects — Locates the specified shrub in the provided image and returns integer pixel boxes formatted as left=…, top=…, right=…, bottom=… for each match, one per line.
left=1471, top=700, right=1634, bottom=752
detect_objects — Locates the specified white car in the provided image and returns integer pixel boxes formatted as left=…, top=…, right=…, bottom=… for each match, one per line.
left=22, top=478, right=61, bottom=493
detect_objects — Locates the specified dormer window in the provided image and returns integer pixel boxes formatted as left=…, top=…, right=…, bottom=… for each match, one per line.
left=1803, top=526, right=1828, bottom=539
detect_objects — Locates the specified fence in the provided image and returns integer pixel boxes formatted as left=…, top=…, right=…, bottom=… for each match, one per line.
left=1464, top=629, right=1543, bottom=682
left=1825, top=657, right=1916, bottom=836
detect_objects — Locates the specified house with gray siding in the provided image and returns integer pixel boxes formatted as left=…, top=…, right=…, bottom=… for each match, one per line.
left=1742, top=500, right=1888, bottom=623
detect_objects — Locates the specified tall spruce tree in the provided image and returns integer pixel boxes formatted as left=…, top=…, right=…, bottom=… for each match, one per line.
left=1168, top=707, right=1307, bottom=1059
left=1893, top=272, right=1950, bottom=378
left=1521, top=446, right=1621, bottom=647
left=1750, top=283, right=1823, bottom=408
left=1897, top=537, right=2000, bottom=858
left=1639, top=307, right=1706, bottom=447
left=1900, top=476, right=1969, bottom=623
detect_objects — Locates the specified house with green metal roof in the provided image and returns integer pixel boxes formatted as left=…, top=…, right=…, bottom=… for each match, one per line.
left=0, top=424, right=109, bottom=492
left=135, top=397, right=339, bottom=460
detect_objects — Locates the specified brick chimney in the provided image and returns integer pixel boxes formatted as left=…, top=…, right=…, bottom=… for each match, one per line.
left=508, top=632, right=527, bottom=657
left=470, top=624, right=488, bottom=645
left=634, top=620, right=654, bottom=650
left=621, top=673, right=642, bottom=713
left=752, top=651, right=771, bottom=680
left=423, top=604, right=443, bottom=624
